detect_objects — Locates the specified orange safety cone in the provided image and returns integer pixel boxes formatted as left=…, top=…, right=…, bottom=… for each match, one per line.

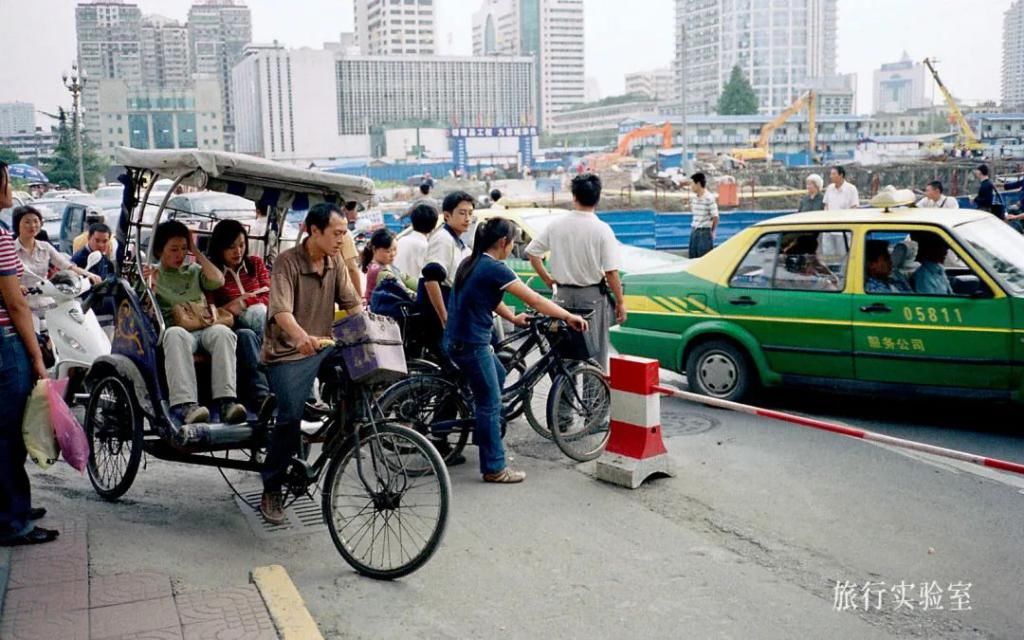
left=595, top=355, right=674, bottom=489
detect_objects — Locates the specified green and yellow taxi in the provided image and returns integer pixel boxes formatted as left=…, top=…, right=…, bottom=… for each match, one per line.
left=610, top=199, right=1024, bottom=402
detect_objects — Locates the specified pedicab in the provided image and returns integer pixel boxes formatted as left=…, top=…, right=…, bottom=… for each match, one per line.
left=80, top=148, right=450, bottom=579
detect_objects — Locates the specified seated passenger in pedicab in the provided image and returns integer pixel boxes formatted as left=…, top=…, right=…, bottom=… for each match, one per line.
left=149, top=221, right=247, bottom=426
left=361, top=228, right=416, bottom=306
left=205, top=219, right=272, bottom=413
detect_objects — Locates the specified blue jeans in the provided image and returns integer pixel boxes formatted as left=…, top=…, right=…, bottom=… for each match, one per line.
left=236, top=328, right=269, bottom=405
left=447, top=341, right=507, bottom=475
left=0, top=328, right=35, bottom=537
left=262, top=348, right=336, bottom=492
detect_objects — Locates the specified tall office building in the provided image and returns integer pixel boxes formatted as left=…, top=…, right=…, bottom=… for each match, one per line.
left=472, top=0, right=583, bottom=130
left=75, top=1, right=144, bottom=135
left=141, top=15, right=190, bottom=89
left=872, top=53, right=929, bottom=114
left=674, top=0, right=838, bottom=115
left=353, top=0, right=437, bottom=55
left=188, top=0, right=252, bottom=150
left=1003, top=0, right=1024, bottom=109
left=0, top=102, right=36, bottom=136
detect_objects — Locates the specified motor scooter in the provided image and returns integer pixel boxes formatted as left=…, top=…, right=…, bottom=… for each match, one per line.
left=25, top=253, right=112, bottom=402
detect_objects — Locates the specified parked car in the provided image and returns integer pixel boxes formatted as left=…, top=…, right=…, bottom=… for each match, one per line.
left=610, top=202, right=1024, bottom=403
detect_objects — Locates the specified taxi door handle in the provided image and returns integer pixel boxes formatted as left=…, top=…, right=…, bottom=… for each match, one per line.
left=859, top=303, right=891, bottom=314
left=729, top=296, right=758, bottom=306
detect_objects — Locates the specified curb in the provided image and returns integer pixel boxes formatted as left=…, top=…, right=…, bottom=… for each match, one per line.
left=0, top=547, right=9, bottom=619
left=251, top=564, right=324, bottom=640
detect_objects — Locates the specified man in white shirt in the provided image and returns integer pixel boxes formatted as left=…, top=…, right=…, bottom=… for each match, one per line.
left=916, top=180, right=959, bottom=209
left=526, top=174, right=626, bottom=368
left=420, top=191, right=473, bottom=329
left=688, top=172, right=719, bottom=258
left=394, top=203, right=437, bottom=284
left=822, top=166, right=860, bottom=210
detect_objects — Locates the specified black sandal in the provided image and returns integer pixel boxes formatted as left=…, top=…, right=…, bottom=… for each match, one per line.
left=29, top=507, right=46, bottom=520
left=0, top=526, right=59, bottom=547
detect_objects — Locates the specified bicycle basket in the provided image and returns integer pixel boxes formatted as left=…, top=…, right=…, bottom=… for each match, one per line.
left=549, top=308, right=597, bottom=361
left=332, top=312, right=408, bottom=384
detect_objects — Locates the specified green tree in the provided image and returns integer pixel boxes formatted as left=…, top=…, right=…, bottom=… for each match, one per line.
left=716, top=65, right=759, bottom=115
left=0, top=147, right=19, bottom=164
left=42, top=107, right=107, bottom=190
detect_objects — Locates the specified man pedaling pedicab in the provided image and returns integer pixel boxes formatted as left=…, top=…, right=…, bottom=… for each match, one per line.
left=259, top=202, right=363, bottom=525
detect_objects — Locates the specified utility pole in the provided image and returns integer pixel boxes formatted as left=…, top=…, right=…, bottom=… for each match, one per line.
left=678, top=18, right=689, bottom=174
left=62, top=63, right=87, bottom=192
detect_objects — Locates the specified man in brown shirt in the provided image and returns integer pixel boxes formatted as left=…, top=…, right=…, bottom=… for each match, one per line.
left=260, top=202, right=362, bottom=524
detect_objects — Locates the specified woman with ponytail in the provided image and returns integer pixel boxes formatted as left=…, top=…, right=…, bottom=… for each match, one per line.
left=360, top=228, right=415, bottom=305
left=445, top=217, right=588, bottom=484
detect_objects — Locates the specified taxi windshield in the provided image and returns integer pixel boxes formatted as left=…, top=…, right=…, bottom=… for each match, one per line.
left=956, top=216, right=1024, bottom=295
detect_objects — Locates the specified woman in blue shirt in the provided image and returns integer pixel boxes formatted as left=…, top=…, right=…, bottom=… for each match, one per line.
left=445, top=217, right=587, bottom=484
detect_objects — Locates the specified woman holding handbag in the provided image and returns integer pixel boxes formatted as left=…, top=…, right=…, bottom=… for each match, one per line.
left=0, top=162, right=58, bottom=546
left=150, top=221, right=246, bottom=426
left=205, top=219, right=272, bottom=412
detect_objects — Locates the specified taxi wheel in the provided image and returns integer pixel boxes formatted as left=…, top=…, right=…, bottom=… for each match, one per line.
left=686, top=340, right=752, bottom=402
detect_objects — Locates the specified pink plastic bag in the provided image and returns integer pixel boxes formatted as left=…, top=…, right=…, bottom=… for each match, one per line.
left=48, top=379, right=88, bottom=473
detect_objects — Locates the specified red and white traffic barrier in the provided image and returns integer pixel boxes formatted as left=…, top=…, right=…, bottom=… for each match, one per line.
left=595, top=356, right=675, bottom=489
left=651, top=382, right=1024, bottom=478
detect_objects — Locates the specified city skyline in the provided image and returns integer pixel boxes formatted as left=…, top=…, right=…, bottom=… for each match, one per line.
left=0, top=0, right=1014, bottom=131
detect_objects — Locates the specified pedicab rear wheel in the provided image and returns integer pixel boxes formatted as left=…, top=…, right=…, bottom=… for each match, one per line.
left=85, top=376, right=144, bottom=501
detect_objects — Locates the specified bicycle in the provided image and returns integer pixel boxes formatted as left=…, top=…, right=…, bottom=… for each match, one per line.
left=376, top=314, right=611, bottom=464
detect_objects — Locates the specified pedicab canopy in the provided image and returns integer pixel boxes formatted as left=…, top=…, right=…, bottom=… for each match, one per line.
left=114, top=147, right=375, bottom=212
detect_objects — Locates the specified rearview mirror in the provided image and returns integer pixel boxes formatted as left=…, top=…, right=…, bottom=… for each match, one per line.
left=952, top=275, right=987, bottom=297
left=86, top=250, right=103, bottom=271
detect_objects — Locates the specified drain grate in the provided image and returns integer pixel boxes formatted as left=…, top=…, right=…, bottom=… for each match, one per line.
left=661, top=413, right=720, bottom=437
left=234, top=488, right=327, bottom=539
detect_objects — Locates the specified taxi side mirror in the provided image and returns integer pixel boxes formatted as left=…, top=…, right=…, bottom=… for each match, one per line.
left=952, top=275, right=988, bottom=298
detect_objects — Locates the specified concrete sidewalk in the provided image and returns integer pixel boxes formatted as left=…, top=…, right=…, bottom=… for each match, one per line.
left=0, top=517, right=279, bottom=640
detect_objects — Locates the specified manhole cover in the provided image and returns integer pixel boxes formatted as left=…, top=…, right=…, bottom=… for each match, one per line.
left=234, top=488, right=326, bottom=539
left=661, top=413, right=720, bottom=437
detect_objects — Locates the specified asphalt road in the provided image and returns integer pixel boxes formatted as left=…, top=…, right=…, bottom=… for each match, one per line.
left=21, top=371, right=1024, bottom=639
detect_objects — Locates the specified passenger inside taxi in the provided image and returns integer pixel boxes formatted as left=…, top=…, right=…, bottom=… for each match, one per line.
left=864, top=240, right=911, bottom=294
left=777, top=233, right=840, bottom=290
left=910, top=234, right=954, bottom=295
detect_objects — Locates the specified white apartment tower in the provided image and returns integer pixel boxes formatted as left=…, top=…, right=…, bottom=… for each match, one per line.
left=188, top=0, right=252, bottom=150
left=472, top=0, right=584, bottom=130
left=625, top=68, right=677, bottom=101
left=75, top=1, right=144, bottom=135
left=674, top=0, right=838, bottom=115
left=141, top=15, right=191, bottom=89
left=1003, top=0, right=1024, bottom=109
left=354, top=0, right=437, bottom=55
left=0, top=103, right=37, bottom=137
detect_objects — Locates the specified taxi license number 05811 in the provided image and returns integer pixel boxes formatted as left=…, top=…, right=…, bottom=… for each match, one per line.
left=901, top=305, right=964, bottom=325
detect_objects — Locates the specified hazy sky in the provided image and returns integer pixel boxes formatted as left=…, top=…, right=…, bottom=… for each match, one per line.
left=0, top=0, right=1013, bottom=128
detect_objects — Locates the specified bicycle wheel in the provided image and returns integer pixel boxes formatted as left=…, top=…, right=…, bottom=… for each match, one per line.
left=376, top=375, right=470, bottom=466
left=321, top=422, right=450, bottom=580
left=85, top=376, right=144, bottom=501
left=547, top=364, right=611, bottom=462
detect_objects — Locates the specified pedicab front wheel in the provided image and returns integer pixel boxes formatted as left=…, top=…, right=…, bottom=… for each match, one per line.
left=85, top=375, right=144, bottom=501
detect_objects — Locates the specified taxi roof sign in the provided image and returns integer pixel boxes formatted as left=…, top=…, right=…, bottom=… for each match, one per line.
left=870, top=186, right=917, bottom=211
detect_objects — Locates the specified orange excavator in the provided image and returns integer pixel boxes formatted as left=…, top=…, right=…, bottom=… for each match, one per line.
left=730, top=90, right=816, bottom=163
left=614, top=123, right=674, bottom=156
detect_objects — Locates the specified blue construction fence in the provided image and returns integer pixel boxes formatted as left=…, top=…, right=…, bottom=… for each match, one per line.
left=324, top=159, right=567, bottom=183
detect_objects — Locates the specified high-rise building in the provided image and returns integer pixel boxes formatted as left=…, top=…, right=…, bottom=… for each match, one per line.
left=188, top=0, right=252, bottom=150
left=0, top=102, right=36, bottom=136
left=335, top=55, right=536, bottom=136
left=472, top=0, right=584, bottom=131
left=801, top=72, right=856, bottom=115
left=872, top=53, right=929, bottom=114
left=625, top=68, right=677, bottom=101
left=233, top=44, right=368, bottom=162
left=674, top=0, right=838, bottom=115
left=75, top=1, right=144, bottom=135
left=353, top=0, right=437, bottom=55
left=94, top=78, right=224, bottom=160
left=1003, top=0, right=1024, bottom=109
left=141, top=15, right=190, bottom=89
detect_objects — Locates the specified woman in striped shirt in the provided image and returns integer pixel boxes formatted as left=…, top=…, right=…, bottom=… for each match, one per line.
left=206, top=219, right=271, bottom=411
left=0, top=162, right=57, bottom=546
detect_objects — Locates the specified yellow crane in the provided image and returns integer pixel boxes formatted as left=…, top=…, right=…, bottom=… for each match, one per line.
left=730, top=90, right=816, bottom=163
left=922, top=57, right=984, bottom=152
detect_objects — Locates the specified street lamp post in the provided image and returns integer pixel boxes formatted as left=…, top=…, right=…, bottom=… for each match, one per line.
left=62, top=63, right=88, bottom=192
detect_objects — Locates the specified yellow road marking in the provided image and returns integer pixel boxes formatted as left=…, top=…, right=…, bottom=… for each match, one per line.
left=251, top=565, right=324, bottom=640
